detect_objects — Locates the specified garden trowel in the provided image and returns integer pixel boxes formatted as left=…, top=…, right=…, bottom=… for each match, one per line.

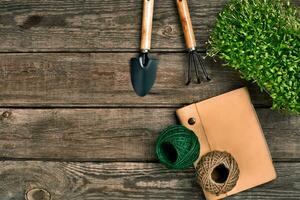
left=131, top=0, right=158, bottom=97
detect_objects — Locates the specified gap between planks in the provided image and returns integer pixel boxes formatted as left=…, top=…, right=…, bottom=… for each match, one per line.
left=0, top=49, right=199, bottom=54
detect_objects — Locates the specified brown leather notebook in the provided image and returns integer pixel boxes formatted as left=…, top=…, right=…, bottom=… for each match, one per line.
left=176, top=87, right=276, bottom=200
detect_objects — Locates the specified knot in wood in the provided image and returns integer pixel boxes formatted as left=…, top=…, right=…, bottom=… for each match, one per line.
left=1, top=111, right=11, bottom=118
left=162, top=25, right=174, bottom=37
left=25, top=188, right=51, bottom=200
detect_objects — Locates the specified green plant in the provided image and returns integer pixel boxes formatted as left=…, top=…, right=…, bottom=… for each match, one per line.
left=208, top=0, right=299, bottom=113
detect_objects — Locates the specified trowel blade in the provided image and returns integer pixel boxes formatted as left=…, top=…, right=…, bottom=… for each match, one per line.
left=130, top=56, right=158, bottom=97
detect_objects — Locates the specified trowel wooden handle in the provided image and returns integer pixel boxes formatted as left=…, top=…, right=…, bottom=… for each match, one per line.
left=141, top=0, right=155, bottom=51
left=176, top=0, right=196, bottom=50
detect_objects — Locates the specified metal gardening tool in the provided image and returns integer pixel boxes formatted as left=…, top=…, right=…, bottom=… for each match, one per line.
left=131, top=0, right=158, bottom=97
left=176, top=0, right=211, bottom=85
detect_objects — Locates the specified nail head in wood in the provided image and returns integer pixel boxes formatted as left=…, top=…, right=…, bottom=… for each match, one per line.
left=25, top=188, right=51, bottom=200
left=188, top=117, right=196, bottom=125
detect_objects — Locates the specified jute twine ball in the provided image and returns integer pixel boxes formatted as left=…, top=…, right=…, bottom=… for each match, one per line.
left=156, top=125, right=200, bottom=170
left=196, top=151, right=239, bottom=195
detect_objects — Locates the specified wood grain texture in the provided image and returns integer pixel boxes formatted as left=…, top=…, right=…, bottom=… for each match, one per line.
left=0, top=108, right=298, bottom=161
left=0, top=161, right=299, bottom=200
left=0, top=0, right=299, bottom=52
left=0, top=53, right=271, bottom=107
left=0, top=1, right=299, bottom=199
left=0, top=0, right=228, bottom=52
left=0, top=0, right=297, bottom=52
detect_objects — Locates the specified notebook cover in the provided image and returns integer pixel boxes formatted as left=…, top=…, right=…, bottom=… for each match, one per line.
left=176, top=87, right=276, bottom=200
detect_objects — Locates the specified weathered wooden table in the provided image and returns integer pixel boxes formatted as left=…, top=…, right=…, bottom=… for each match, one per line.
left=0, top=0, right=299, bottom=199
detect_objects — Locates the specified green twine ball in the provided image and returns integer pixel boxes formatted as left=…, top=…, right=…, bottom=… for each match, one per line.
left=156, top=125, right=200, bottom=170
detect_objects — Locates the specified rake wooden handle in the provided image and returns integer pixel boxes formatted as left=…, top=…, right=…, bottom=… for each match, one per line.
left=176, top=0, right=196, bottom=50
left=141, top=0, right=155, bottom=51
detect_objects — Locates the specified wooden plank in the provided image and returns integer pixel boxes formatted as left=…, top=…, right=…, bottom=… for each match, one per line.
left=0, top=0, right=298, bottom=52
left=0, top=53, right=271, bottom=107
left=0, top=108, right=298, bottom=161
left=0, top=0, right=227, bottom=52
left=0, top=161, right=299, bottom=200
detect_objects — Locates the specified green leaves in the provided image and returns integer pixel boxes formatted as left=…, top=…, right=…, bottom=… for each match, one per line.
left=208, top=0, right=300, bottom=113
